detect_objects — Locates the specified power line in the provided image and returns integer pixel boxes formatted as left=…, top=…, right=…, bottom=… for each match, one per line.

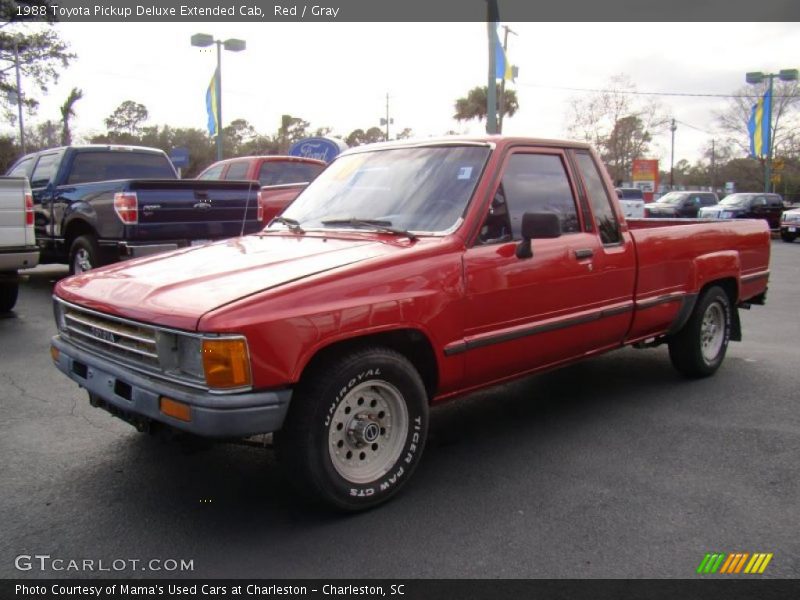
left=516, top=81, right=791, bottom=100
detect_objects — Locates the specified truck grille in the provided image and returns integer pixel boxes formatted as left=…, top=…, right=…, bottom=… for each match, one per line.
left=62, top=304, right=160, bottom=370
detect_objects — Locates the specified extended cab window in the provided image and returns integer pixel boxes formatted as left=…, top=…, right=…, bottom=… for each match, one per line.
left=66, top=151, right=175, bottom=184
left=30, top=152, right=62, bottom=188
left=574, top=152, right=621, bottom=245
left=224, top=162, right=249, bottom=180
left=8, top=156, right=34, bottom=178
left=479, top=153, right=579, bottom=244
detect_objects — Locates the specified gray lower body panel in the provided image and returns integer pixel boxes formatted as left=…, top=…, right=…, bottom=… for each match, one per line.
left=51, top=335, right=292, bottom=438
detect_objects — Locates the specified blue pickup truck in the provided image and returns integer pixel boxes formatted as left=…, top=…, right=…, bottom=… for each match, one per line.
left=6, top=145, right=261, bottom=273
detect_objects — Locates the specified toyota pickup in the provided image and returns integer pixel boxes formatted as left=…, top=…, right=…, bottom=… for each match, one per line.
left=0, top=176, right=38, bottom=311
left=6, top=145, right=260, bottom=274
left=50, top=136, right=771, bottom=511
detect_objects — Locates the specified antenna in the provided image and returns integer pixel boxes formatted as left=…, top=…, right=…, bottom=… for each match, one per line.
left=240, top=179, right=255, bottom=237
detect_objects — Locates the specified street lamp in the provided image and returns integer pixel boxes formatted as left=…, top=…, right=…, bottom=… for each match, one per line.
left=191, top=33, right=246, bottom=161
left=745, top=68, right=798, bottom=192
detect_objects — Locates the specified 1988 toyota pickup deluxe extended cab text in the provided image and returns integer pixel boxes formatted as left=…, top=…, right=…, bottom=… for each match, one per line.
left=50, top=137, right=770, bottom=510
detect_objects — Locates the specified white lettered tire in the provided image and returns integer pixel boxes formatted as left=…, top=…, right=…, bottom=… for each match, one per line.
left=275, top=347, right=429, bottom=511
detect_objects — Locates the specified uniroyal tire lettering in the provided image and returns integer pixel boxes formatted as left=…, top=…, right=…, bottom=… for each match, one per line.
left=324, top=368, right=382, bottom=427
left=350, top=487, right=375, bottom=497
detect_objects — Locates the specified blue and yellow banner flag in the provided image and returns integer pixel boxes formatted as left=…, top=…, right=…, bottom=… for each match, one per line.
left=748, top=88, right=771, bottom=158
left=206, top=69, right=219, bottom=137
left=494, top=27, right=514, bottom=81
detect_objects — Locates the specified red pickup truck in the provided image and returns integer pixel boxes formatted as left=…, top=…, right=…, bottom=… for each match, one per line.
left=197, top=155, right=326, bottom=225
left=51, top=137, right=770, bottom=511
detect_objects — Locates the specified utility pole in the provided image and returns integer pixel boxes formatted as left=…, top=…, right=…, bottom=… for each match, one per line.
left=498, top=25, right=517, bottom=134
left=13, top=38, right=26, bottom=154
left=710, top=139, right=716, bottom=193
left=669, top=119, right=677, bottom=189
left=379, top=93, right=393, bottom=141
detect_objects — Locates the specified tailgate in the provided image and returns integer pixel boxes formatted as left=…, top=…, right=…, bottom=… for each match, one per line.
left=0, top=177, right=28, bottom=247
left=128, top=180, right=260, bottom=241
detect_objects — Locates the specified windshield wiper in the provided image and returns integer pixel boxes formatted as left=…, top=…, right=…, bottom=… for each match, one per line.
left=270, top=216, right=304, bottom=233
left=320, top=218, right=417, bottom=241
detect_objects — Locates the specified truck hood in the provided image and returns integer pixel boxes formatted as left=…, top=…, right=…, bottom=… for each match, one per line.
left=55, top=234, right=396, bottom=330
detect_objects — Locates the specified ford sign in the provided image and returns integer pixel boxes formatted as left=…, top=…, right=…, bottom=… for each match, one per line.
left=288, top=137, right=348, bottom=163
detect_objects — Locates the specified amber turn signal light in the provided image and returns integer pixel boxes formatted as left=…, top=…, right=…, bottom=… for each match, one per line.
left=50, top=346, right=60, bottom=363
left=159, top=396, right=192, bottom=422
left=202, top=338, right=251, bottom=389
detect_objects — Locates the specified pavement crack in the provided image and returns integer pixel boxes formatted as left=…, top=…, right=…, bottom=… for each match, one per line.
left=1, top=373, right=53, bottom=405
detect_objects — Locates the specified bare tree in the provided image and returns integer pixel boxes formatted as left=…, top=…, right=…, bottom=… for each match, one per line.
left=565, top=74, right=671, bottom=183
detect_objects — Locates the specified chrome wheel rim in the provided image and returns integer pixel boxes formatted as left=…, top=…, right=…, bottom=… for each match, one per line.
left=701, top=302, right=725, bottom=363
left=328, top=380, right=408, bottom=484
left=73, top=249, right=92, bottom=273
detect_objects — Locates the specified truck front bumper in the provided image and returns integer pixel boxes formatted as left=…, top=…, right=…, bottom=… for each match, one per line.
left=51, top=335, right=292, bottom=438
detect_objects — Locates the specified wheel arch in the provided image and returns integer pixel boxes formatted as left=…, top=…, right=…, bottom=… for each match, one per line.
left=63, top=217, right=98, bottom=250
left=298, top=328, right=439, bottom=401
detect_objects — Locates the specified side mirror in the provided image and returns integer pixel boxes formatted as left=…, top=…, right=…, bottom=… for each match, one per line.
left=516, top=212, right=561, bottom=259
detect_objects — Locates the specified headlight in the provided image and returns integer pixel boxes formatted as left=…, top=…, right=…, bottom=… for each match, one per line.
left=156, top=332, right=251, bottom=390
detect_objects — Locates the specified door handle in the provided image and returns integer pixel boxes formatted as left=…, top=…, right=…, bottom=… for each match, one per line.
left=574, top=249, right=594, bottom=260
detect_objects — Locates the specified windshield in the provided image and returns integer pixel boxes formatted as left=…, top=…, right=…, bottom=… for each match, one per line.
left=655, top=192, right=687, bottom=205
left=278, top=145, right=491, bottom=233
left=720, top=194, right=752, bottom=207
left=619, top=188, right=643, bottom=200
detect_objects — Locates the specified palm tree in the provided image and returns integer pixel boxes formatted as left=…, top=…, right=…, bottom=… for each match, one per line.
left=60, top=87, right=83, bottom=145
left=453, top=85, right=519, bottom=131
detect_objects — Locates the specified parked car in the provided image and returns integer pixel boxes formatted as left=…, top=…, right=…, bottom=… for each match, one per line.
left=615, top=187, right=645, bottom=218
left=6, top=145, right=261, bottom=273
left=0, top=176, right=38, bottom=311
left=698, top=193, right=785, bottom=229
left=51, top=136, right=770, bottom=511
left=779, top=206, right=800, bottom=243
left=645, top=191, right=719, bottom=218
left=198, top=155, right=326, bottom=225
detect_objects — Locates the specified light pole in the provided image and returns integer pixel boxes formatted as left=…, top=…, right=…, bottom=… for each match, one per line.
left=669, top=118, right=676, bottom=189
left=191, top=33, right=246, bottom=161
left=745, top=68, right=798, bottom=193
left=10, top=36, right=26, bottom=154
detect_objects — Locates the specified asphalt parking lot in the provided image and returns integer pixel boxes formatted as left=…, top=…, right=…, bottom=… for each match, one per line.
left=1, top=240, right=798, bottom=579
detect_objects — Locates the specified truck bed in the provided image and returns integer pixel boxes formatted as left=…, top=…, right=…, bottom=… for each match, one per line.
left=625, top=217, right=770, bottom=343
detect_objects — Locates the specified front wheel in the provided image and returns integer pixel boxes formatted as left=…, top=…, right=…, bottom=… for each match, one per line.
left=781, top=231, right=797, bottom=243
left=274, top=347, right=429, bottom=511
left=668, top=286, right=732, bottom=378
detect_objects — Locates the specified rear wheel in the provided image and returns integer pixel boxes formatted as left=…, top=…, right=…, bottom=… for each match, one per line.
left=69, top=235, right=102, bottom=275
left=274, top=347, right=429, bottom=511
left=668, top=285, right=732, bottom=378
left=781, top=231, right=797, bottom=243
left=0, top=279, right=19, bottom=312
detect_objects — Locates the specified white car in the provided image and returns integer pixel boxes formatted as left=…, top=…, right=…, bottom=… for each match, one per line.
left=780, top=206, right=800, bottom=243
left=615, top=188, right=646, bottom=219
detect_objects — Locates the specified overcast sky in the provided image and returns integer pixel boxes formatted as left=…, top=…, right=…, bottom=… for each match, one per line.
left=4, top=21, right=798, bottom=166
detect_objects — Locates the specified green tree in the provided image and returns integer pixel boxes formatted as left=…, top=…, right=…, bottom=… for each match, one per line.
left=0, top=27, right=75, bottom=123
left=104, top=100, right=149, bottom=136
left=453, top=85, right=519, bottom=127
left=345, top=127, right=385, bottom=147
left=59, top=87, right=82, bottom=145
